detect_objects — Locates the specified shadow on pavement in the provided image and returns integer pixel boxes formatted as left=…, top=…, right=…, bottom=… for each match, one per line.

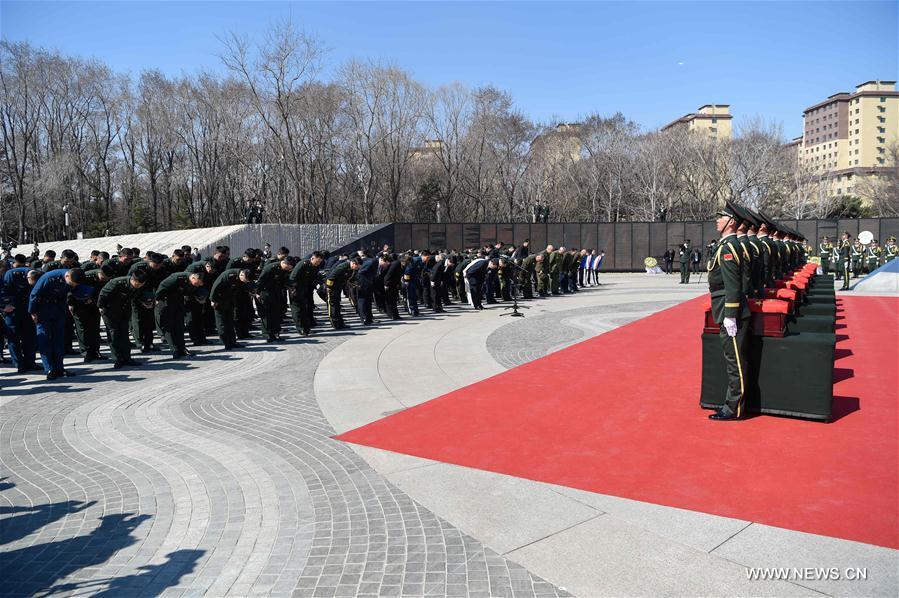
left=2, top=512, right=153, bottom=597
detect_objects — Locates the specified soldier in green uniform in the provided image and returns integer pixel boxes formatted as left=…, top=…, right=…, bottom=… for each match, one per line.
left=69, top=264, right=114, bottom=362
left=287, top=252, right=323, bottom=336
left=851, top=239, right=863, bottom=277
left=497, top=257, right=513, bottom=300
left=155, top=271, right=206, bottom=358
left=536, top=248, right=551, bottom=297
left=866, top=241, right=882, bottom=273
left=325, top=257, right=361, bottom=329
left=127, top=253, right=169, bottom=352
left=707, top=201, right=750, bottom=421
left=163, top=249, right=190, bottom=273
left=818, top=236, right=833, bottom=274
left=256, top=256, right=295, bottom=342
left=210, top=267, right=255, bottom=350
left=884, top=237, right=897, bottom=263
left=837, top=231, right=852, bottom=290
left=744, top=213, right=764, bottom=298
left=97, top=271, right=147, bottom=368
left=184, top=259, right=219, bottom=345
left=547, top=246, right=562, bottom=295
left=519, top=253, right=537, bottom=299
left=678, top=240, right=691, bottom=284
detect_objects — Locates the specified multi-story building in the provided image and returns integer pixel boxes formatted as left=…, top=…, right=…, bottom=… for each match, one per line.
left=661, top=104, right=733, bottom=140
left=797, top=80, right=898, bottom=198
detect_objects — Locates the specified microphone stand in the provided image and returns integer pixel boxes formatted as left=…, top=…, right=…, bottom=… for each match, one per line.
left=499, top=261, right=532, bottom=318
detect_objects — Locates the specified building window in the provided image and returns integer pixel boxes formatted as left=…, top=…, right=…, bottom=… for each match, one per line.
left=881, top=97, right=887, bottom=102
left=878, top=157, right=885, bottom=164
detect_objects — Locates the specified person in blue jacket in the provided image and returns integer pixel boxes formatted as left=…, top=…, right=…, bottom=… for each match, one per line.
left=2, top=264, right=41, bottom=373
left=28, top=267, right=86, bottom=379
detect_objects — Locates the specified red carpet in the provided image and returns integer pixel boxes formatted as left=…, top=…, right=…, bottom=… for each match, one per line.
left=337, top=295, right=899, bottom=549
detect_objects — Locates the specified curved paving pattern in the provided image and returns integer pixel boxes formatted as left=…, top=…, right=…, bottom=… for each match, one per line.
left=1, top=310, right=569, bottom=597
left=485, top=300, right=679, bottom=369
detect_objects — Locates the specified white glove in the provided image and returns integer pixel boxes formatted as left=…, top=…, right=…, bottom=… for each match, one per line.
left=723, top=317, right=738, bottom=337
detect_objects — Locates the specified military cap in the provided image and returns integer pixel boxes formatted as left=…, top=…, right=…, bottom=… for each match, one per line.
left=757, top=210, right=779, bottom=232
left=732, top=203, right=759, bottom=228
left=716, top=200, right=744, bottom=225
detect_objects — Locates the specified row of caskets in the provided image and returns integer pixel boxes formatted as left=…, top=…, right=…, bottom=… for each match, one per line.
left=700, top=265, right=837, bottom=420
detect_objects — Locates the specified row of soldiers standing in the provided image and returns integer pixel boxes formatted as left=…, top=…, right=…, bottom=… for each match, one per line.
left=706, top=202, right=810, bottom=421
left=818, top=235, right=897, bottom=278
left=2, top=240, right=605, bottom=380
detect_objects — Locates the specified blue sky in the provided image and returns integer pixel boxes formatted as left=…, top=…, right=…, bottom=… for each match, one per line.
left=2, top=1, right=897, bottom=137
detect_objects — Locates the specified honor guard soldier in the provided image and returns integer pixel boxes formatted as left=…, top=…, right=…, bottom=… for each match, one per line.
left=707, top=201, right=750, bottom=421
left=885, top=237, right=897, bottom=263
left=678, top=240, right=691, bottom=284
left=838, top=232, right=852, bottom=290
left=744, top=211, right=764, bottom=298
left=851, top=239, right=863, bottom=277
left=98, top=271, right=147, bottom=368
left=818, top=236, right=833, bottom=274
left=866, top=241, right=882, bottom=273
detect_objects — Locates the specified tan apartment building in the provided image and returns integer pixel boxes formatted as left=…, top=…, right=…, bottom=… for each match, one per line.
left=661, top=104, right=733, bottom=140
left=530, top=123, right=583, bottom=163
left=798, top=80, right=898, bottom=198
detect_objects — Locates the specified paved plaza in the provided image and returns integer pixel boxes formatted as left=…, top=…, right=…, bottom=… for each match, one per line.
left=1, top=274, right=896, bottom=597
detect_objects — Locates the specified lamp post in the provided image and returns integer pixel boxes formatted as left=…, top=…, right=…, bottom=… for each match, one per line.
left=62, top=203, right=71, bottom=240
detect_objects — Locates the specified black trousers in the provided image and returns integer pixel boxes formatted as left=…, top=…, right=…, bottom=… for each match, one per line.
left=258, top=291, right=282, bottom=339
left=326, top=283, right=345, bottom=328
left=103, top=311, right=132, bottom=364
left=356, top=286, right=374, bottom=323
left=215, top=301, right=236, bottom=348
left=467, top=276, right=484, bottom=309
left=385, top=285, right=400, bottom=319
left=680, top=262, right=690, bottom=283
left=719, top=317, right=749, bottom=417
left=130, top=303, right=155, bottom=350
left=290, top=291, right=315, bottom=333
left=156, top=300, right=186, bottom=354
left=72, top=306, right=102, bottom=357
left=431, top=282, right=444, bottom=311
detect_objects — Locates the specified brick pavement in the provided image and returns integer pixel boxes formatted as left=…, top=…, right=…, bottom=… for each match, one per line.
left=0, top=307, right=570, bottom=597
